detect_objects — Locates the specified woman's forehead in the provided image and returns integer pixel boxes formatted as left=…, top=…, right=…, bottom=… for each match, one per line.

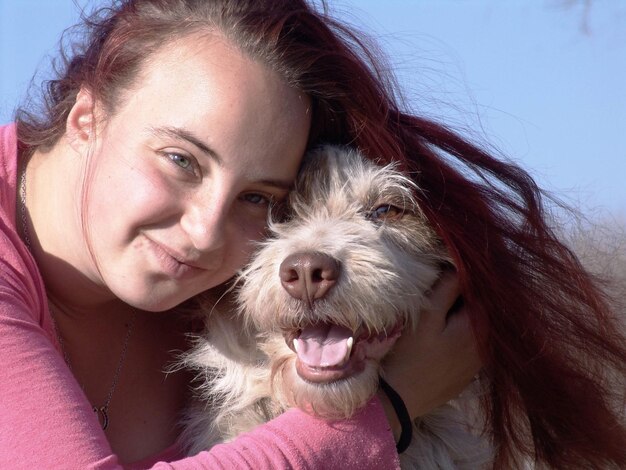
left=100, top=33, right=310, bottom=176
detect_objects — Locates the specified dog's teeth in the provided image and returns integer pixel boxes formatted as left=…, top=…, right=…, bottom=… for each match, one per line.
left=346, top=336, right=354, bottom=356
left=293, top=338, right=299, bottom=353
left=338, top=337, right=354, bottom=366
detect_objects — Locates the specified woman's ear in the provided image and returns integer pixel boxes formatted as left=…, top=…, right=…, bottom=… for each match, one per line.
left=66, top=88, right=98, bottom=154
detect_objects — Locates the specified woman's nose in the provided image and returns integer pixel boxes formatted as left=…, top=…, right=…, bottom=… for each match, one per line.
left=180, top=195, right=230, bottom=253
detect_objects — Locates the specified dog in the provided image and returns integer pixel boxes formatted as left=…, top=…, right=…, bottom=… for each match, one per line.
left=180, top=146, right=491, bottom=469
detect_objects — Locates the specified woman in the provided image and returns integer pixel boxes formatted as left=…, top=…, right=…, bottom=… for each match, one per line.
left=1, top=0, right=624, bottom=468
left=0, top=1, right=479, bottom=468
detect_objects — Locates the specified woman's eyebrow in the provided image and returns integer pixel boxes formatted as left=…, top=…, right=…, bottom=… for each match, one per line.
left=257, top=178, right=294, bottom=192
left=148, top=125, right=294, bottom=190
left=148, top=126, right=222, bottom=164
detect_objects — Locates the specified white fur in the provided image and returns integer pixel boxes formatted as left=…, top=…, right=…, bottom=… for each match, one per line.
left=180, top=146, right=492, bottom=468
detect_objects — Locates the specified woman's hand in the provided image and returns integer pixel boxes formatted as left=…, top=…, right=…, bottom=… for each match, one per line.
left=378, top=271, right=482, bottom=436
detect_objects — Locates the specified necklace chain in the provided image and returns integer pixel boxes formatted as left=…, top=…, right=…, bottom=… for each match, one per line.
left=19, top=156, right=135, bottom=431
left=18, top=156, right=31, bottom=250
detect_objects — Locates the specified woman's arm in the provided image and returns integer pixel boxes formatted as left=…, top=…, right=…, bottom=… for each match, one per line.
left=1, top=224, right=397, bottom=469
left=1, top=222, right=477, bottom=469
left=0, top=294, right=397, bottom=470
left=156, top=400, right=398, bottom=469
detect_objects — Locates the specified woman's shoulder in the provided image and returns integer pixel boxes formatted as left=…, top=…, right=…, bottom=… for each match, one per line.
left=0, top=122, right=18, bottom=220
left=0, top=209, right=49, bottom=325
left=0, top=123, right=51, bottom=333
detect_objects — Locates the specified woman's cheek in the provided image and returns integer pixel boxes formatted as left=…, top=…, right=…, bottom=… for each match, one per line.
left=233, top=214, right=269, bottom=260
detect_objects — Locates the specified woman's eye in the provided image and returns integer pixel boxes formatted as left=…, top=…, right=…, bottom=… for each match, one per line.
left=243, top=193, right=271, bottom=206
left=167, top=152, right=193, bottom=171
left=366, top=204, right=403, bottom=221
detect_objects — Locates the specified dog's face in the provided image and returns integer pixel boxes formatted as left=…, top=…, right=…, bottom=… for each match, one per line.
left=237, top=146, right=448, bottom=417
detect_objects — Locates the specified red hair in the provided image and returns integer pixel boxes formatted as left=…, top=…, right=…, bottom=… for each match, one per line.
left=16, top=1, right=625, bottom=467
left=283, top=12, right=626, bottom=469
left=395, top=115, right=626, bottom=468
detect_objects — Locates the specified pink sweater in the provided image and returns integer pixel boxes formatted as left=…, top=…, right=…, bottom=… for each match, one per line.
left=0, top=124, right=399, bottom=469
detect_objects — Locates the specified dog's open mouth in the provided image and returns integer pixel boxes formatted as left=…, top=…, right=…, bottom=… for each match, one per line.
left=285, top=321, right=403, bottom=384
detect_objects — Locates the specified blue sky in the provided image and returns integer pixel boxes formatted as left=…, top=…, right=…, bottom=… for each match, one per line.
left=1, top=0, right=624, bottom=217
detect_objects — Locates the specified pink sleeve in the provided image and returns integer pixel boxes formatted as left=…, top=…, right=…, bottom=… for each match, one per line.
left=0, top=215, right=398, bottom=469
left=156, top=400, right=400, bottom=470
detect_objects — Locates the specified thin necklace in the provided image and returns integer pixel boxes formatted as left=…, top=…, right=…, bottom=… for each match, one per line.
left=19, top=156, right=136, bottom=431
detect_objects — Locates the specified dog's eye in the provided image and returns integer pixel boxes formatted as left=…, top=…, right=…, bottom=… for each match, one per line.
left=366, top=204, right=403, bottom=222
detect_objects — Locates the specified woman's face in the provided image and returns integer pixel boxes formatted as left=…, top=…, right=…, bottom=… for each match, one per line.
left=80, top=35, right=311, bottom=311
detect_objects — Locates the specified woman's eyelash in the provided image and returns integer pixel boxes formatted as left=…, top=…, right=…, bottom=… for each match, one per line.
left=167, top=152, right=193, bottom=170
left=243, top=193, right=272, bottom=205
left=160, top=151, right=199, bottom=175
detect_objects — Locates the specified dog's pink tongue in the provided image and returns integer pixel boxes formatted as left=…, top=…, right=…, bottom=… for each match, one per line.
left=295, top=324, right=352, bottom=367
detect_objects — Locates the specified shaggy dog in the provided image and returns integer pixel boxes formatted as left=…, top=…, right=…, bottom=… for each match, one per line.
left=181, top=146, right=491, bottom=468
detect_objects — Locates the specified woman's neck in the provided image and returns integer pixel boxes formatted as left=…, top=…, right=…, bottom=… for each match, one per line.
left=24, top=140, right=115, bottom=309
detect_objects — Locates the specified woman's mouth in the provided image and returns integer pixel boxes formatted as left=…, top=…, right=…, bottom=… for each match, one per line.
left=144, top=236, right=205, bottom=280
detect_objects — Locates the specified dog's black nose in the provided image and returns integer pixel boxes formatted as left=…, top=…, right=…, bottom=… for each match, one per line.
left=279, top=252, right=340, bottom=303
